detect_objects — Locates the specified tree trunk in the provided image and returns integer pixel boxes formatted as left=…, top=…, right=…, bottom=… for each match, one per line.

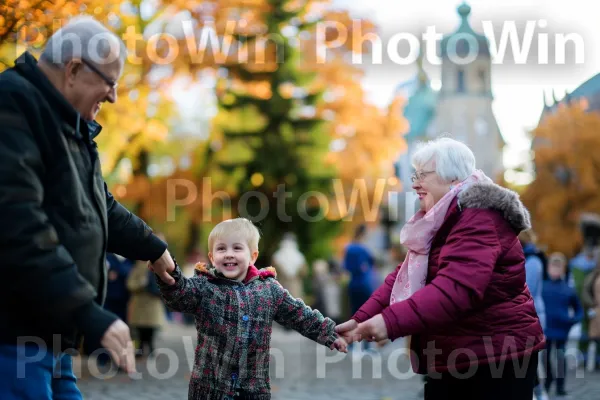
left=133, top=149, right=150, bottom=217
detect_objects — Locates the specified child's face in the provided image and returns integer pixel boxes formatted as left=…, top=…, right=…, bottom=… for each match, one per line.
left=208, top=234, right=258, bottom=282
left=548, top=260, right=566, bottom=280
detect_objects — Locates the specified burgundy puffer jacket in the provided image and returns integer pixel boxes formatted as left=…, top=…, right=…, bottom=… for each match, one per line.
left=353, top=182, right=545, bottom=374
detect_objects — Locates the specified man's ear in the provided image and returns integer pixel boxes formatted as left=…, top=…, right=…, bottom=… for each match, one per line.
left=64, top=59, right=83, bottom=86
left=251, top=250, right=259, bottom=264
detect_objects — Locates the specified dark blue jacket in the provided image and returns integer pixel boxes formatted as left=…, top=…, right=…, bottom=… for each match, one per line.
left=105, top=254, right=134, bottom=302
left=343, top=243, right=376, bottom=291
left=542, top=278, right=583, bottom=340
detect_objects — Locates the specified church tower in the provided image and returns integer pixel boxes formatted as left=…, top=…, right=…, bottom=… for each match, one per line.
left=428, top=2, right=505, bottom=180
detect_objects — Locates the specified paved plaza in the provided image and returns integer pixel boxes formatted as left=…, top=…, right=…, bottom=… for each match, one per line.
left=77, top=323, right=600, bottom=400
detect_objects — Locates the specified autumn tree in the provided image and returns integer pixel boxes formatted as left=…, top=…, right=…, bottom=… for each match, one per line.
left=163, top=0, right=408, bottom=263
left=522, top=99, right=600, bottom=257
left=0, top=1, right=94, bottom=69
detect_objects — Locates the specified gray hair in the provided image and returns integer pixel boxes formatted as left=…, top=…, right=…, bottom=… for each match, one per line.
left=40, top=15, right=126, bottom=67
left=411, top=137, right=476, bottom=182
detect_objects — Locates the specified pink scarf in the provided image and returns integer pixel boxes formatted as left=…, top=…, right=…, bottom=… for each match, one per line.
left=390, top=170, right=492, bottom=305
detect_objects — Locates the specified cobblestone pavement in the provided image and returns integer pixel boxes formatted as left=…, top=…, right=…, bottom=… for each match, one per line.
left=77, top=323, right=600, bottom=400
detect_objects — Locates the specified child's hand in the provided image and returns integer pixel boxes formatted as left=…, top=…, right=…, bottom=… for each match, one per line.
left=331, top=337, right=348, bottom=353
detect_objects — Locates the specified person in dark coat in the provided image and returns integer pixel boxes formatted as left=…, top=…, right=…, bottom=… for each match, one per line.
left=104, top=253, right=135, bottom=324
left=542, top=252, right=583, bottom=397
left=336, top=138, right=545, bottom=400
left=0, top=16, right=176, bottom=399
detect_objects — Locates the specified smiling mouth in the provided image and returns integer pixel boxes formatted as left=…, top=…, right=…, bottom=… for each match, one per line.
left=224, top=263, right=238, bottom=268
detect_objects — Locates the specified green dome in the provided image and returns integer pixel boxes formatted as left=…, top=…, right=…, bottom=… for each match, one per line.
left=441, top=2, right=489, bottom=58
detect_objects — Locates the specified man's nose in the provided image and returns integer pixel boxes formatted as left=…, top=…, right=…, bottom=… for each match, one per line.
left=106, top=86, right=117, bottom=103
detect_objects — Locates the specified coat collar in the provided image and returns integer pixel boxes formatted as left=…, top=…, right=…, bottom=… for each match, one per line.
left=13, top=52, right=103, bottom=141
left=457, top=182, right=531, bottom=233
left=194, top=263, right=277, bottom=285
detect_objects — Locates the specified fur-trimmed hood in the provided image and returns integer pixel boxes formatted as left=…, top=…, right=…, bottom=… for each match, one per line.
left=457, top=182, right=531, bottom=233
left=194, top=262, right=277, bottom=284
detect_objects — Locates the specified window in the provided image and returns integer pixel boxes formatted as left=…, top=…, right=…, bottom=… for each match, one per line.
left=457, top=69, right=465, bottom=93
left=478, top=68, right=487, bottom=92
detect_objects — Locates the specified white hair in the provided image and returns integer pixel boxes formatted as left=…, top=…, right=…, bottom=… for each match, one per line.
left=411, top=137, right=476, bottom=182
left=40, top=15, right=126, bottom=67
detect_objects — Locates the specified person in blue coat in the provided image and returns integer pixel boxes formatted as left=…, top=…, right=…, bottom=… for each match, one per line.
left=519, top=230, right=547, bottom=400
left=343, top=224, right=377, bottom=316
left=542, top=252, right=583, bottom=397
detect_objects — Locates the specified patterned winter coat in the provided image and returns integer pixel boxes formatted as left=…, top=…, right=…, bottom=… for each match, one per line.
left=157, top=262, right=338, bottom=400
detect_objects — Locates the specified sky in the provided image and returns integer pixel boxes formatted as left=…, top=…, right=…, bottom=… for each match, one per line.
left=330, top=0, right=600, bottom=172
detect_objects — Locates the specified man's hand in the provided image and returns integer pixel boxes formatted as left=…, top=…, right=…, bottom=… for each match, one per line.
left=335, top=319, right=360, bottom=345
left=148, top=249, right=175, bottom=285
left=355, top=314, right=389, bottom=343
left=100, top=319, right=136, bottom=374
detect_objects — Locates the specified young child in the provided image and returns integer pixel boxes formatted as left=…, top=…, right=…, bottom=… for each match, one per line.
left=542, top=252, right=583, bottom=397
left=156, top=218, right=347, bottom=399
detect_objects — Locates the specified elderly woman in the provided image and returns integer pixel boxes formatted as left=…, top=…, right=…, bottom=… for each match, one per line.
left=337, top=138, right=545, bottom=400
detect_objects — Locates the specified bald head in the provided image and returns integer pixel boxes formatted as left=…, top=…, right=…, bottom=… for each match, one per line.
left=40, top=15, right=126, bottom=68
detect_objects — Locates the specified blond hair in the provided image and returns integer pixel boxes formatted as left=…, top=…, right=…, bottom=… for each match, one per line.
left=208, top=218, right=261, bottom=252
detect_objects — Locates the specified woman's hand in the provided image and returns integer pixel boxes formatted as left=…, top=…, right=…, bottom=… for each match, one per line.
left=335, top=319, right=360, bottom=345
left=356, top=314, right=389, bottom=343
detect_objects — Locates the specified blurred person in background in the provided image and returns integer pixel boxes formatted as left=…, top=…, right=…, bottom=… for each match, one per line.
left=569, top=240, right=599, bottom=366
left=343, top=224, right=377, bottom=317
left=312, top=259, right=342, bottom=324
left=104, top=253, right=134, bottom=324
left=542, top=252, right=583, bottom=397
left=342, top=224, right=378, bottom=351
left=581, top=260, right=600, bottom=371
left=127, top=257, right=166, bottom=359
left=518, top=229, right=548, bottom=400
left=272, top=232, right=307, bottom=299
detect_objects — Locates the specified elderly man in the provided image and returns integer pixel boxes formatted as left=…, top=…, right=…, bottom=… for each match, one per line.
left=0, top=16, right=175, bottom=398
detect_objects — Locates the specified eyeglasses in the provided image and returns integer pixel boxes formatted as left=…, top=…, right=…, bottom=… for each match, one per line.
left=81, top=58, right=118, bottom=90
left=411, top=170, right=436, bottom=182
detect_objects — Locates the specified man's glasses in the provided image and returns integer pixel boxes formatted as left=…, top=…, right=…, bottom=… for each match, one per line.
left=81, top=58, right=118, bottom=89
left=410, top=170, right=436, bottom=182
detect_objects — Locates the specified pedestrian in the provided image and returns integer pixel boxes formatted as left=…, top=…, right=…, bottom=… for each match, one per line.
left=342, top=224, right=377, bottom=348
left=105, top=253, right=135, bottom=324
left=519, top=230, right=549, bottom=400
left=0, top=16, right=176, bottom=399
left=271, top=232, right=307, bottom=299
left=582, top=260, right=600, bottom=370
left=156, top=218, right=347, bottom=399
left=336, top=137, right=545, bottom=400
left=542, top=252, right=583, bottom=396
left=569, top=243, right=598, bottom=363
left=312, top=259, right=342, bottom=324
left=98, top=253, right=134, bottom=369
left=127, top=254, right=167, bottom=359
